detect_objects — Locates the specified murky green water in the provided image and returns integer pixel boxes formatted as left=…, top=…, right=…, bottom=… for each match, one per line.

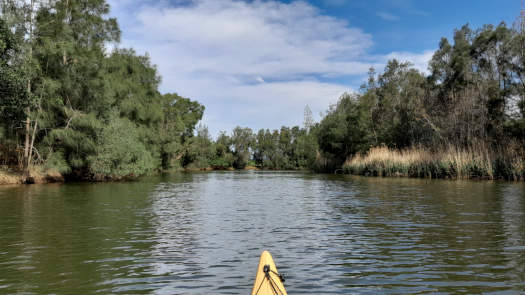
left=1, top=172, right=525, bottom=294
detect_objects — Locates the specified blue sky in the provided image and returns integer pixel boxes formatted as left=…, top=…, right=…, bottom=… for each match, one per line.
left=108, top=0, right=522, bottom=137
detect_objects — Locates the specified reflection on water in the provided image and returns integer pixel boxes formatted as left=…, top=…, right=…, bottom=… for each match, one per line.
left=1, top=172, right=525, bottom=294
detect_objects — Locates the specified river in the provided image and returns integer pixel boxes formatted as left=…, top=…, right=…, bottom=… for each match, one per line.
left=1, top=171, right=525, bottom=294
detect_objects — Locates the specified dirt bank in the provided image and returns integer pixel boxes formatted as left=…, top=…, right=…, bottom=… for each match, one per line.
left=0, top=168, right=64, bottom=185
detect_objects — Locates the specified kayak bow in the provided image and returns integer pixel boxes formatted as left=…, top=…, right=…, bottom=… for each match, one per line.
left=251, top=251, right=287, bottom=295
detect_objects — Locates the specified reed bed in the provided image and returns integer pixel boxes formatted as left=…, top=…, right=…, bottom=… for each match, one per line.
left=343, top=145, right=525, bottom=181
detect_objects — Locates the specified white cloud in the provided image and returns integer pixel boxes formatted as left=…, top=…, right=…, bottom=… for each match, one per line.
left=383, top=50, right=435, bottom=74
left=322, top=0, right=349, bottom=7
left=376, top=11, right=399, bottom=21
left=107, top=0, right=433, bottom=136
left=132, top=0, right=374, bottom=79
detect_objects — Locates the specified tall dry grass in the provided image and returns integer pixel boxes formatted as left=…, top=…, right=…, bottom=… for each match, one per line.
left=343, top=144, right=525, bottom=180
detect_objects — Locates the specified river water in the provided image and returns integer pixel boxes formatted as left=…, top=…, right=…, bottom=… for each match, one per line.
left=1, top=171, right=525, bottom=294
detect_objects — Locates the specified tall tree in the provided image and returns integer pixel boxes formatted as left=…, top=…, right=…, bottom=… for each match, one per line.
left=231, top=126, right=254, bottom=168
left=0, top=16, right=28, bottom=166
left=32, top=0, right=120, bottom=174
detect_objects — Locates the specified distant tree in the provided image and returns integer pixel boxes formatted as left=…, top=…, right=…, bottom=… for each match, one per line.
left=315, top=93, right=371, bottom=168
left=211, top=131, right=234, bottom=169
left=159, top=93, right=204, bottom=169
left=184, top=124, right=215, bottom=169
left=231, top=126, right=254, bottom=168
left=303, top=105, right=314, bottom=131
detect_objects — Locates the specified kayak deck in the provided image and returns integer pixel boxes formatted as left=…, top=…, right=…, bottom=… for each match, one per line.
left=251, top=251, right=287, bottom=295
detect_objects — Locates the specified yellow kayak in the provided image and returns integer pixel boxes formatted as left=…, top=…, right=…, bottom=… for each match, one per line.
left=250, top=251, right=288, bottom=295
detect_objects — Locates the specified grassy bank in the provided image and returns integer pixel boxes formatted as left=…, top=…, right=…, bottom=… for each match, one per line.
left=343, top=146, right=525, bottom=181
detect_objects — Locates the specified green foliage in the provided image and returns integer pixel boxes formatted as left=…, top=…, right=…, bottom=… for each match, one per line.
left=231, top=126, right=255, bottom=169
left=181, top=124, right=318, bottom=171
left=43, top=151, right=71, bottom=174
left=428, top=23, right=521, bottom=146
left=183, top=124, right=215, bottom=169
left=160, top=93, right=204, bottom=169
left=0, top=1, right=204, bottom=179
left=314, top=93, right=372, bottom=170
left=0, top=17, right=28, bottom=167
left=3, top=2, right=525, bottom=181
left=252, top=126, right=317, bottom=170
left=88, top=117, right=155, bottom=178
left=0, top=17, right=27, bottom=133
left=314, top=23, right=525, bottom=174
left=372, top=60, right=430, bottom=148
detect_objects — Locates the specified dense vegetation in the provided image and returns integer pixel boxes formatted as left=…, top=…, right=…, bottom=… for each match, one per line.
left=0, top=0, right=204, bottom=180
left=183, top=124, right=318, bottom=170
left=0, top=0, right=318, bottom=182
left=319, top=24, right=525, bottom=180
left=1, top=0, right=524, bottom=181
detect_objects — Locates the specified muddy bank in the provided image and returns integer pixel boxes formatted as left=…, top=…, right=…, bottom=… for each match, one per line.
left=0, top=168, right=64, bottom=185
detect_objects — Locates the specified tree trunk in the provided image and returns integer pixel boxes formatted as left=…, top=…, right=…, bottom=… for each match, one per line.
left=28, top=119, right=37, bottom=163
left=23, top=0, right=35, bottom=178
left=23, top=108, right=30, bottom=170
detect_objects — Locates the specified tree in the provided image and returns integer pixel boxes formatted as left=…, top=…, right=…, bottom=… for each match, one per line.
left=303, top=105, right=314, bottom=131
left=0, top=16, right=28, bottom=166
left=1, top=0, right=207, bottom=178
left=317, top=93, right=374, bottom=158
left=373, top=59, right=430, bottom=148
left=183, top=124, right=215, bottom=169
left=211, top=131, right=234, bottom=169
left=231, top=126, right=254, bottom=168
left=88, top=116, right=155, bottom=179
left=31, top=0, right=120, bottom=174
left=160, top=93, right=204, bottom=169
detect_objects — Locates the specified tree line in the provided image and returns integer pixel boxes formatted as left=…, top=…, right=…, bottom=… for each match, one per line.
left=2, top=0, right=525, bottom=180
left=315, top=24, right=525, bottom=179
left=0, top=0, right=319, bottom=180
left=1, top=0, right=205, bottom=180
left=194, top=23, right=525, bottom=177
left=183, top=124, right=318, bottom=170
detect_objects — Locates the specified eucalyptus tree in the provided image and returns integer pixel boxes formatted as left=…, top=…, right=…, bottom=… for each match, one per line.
left=429, top=23, right=522, bottom=146
left=372, top=59, right=429, bottom=148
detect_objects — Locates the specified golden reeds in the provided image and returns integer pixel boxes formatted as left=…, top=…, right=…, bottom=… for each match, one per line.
left=343, top=144, right=525, bottom=180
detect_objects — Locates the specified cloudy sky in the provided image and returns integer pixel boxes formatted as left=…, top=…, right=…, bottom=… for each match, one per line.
left=107, top=0, right=520, bottom=136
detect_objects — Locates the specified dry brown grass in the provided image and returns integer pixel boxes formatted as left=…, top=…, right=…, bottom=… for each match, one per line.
left=0, top=169, right=25, bottom=184
left=343, top=144, right=525, bottom=180
left=0, top=166, right=64, bottom=185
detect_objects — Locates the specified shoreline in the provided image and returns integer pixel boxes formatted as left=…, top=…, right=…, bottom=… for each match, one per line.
left=0, top=168, right=64, bottom=185
left=343, top=147, right=525, bottom=182
left=4, top=153, right=525, bottom=186
left=0, top=165, right=300, bottom=185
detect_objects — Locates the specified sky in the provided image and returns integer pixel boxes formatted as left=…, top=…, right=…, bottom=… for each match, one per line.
left=107, top=0, right=522, bottom=137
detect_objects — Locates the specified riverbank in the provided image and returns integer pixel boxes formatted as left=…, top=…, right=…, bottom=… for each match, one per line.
left=0, top=167, right=64, bottom=185
left=0, top=165, right=265, bottom=185
left=343, top=146, right=525, bottom=181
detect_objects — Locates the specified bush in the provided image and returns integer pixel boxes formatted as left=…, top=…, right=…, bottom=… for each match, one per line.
left=88, top=117, right=156, bottom=178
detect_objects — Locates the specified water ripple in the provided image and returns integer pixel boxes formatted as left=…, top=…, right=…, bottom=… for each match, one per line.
left=0, top=172, right=525, bottom=294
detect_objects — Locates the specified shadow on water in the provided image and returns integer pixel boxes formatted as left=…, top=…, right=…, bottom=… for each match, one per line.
left=1, top=172, right=524, bottom=294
